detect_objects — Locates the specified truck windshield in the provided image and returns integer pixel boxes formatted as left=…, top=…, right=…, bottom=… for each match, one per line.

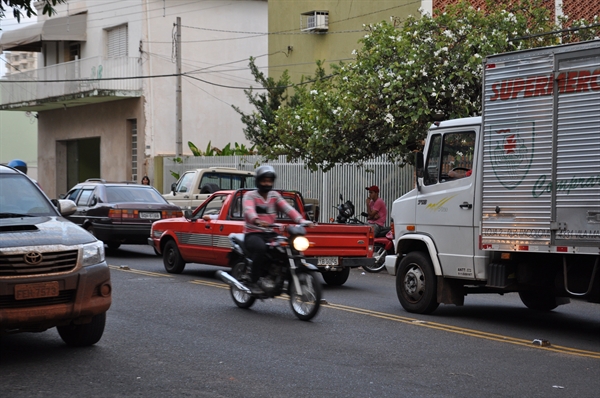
left=0, top=174, right=56, bottom=217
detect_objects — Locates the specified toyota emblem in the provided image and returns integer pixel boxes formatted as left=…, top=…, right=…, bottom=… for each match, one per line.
left=24, top=252, right=43, bottom=265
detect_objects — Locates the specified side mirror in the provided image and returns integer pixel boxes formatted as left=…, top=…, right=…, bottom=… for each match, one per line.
left=89, top=196, right=98, bottom=207
left=416, top=152, right=424, bottom=178
left=57, top=199, right=77, bottom=216
left=171, top=182, right=177, bottom=195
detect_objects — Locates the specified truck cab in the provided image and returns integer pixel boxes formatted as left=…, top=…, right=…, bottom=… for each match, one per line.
left=163, top=167, right=254, bottom=215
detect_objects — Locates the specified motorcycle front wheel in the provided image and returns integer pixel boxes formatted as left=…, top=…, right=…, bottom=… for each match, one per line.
left=363, top=243, right=387, bottom=273
left=289, top=271, right=322, bottom=321
left=230, top=262, right=256, bottom=309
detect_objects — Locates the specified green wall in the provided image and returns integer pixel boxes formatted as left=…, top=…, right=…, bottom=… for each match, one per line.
left=268, top=1, right=421, bottom=83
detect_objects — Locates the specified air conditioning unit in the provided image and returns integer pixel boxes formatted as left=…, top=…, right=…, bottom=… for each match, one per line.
left=301, top=11, right=329, bottom=32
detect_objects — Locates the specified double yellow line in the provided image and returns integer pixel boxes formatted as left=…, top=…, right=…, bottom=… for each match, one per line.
left=111, top=265, right=600, bottom=359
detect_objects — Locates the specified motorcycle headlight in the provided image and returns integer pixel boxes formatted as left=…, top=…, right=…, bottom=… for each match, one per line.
left=82, top=240, right=105, bottom=267
left=292, top=236, right=310, bottom=252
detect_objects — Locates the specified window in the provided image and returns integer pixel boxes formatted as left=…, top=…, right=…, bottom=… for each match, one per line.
left=199, top=173, right=254, bottom=191
left=107, top=25, right=128, bottom=58
left=77, top=189, right=95, bottom=205
left=424, top=132, right=475, bottom=185
left=175, top=172, right=195, bottom=193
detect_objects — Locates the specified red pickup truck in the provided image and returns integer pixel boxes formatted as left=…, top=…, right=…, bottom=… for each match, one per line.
left=149, top=189, right=374, bottom=285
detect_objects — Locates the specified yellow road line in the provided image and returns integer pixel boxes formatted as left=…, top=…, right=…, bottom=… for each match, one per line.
left=109, top=265, right=172, bottom=278
left=112, top=267, right=600, bottom=359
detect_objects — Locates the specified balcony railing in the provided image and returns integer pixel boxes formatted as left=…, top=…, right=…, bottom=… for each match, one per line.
left=0, top=56, right=143, bottom=106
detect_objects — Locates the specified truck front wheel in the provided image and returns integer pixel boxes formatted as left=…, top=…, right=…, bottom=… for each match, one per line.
left=57, top=312, right=106, bottom=347
left=396, top=252, right=439, bottom=314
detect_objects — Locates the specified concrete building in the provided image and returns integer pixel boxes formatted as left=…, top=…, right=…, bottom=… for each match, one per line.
left=0, top=51, right=38, bottom=179
left=0, top=0, right=267, bottom=198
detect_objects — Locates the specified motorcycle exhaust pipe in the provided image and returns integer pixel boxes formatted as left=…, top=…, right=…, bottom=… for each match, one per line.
left=216, top=270, right=251, bottom=294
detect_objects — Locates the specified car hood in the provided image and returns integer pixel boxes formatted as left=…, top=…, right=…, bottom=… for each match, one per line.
left=0, top=216, right=96, bottom=248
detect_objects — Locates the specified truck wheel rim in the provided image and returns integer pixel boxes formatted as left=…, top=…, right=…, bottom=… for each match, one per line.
left=403, top=264, right=425, bottom=302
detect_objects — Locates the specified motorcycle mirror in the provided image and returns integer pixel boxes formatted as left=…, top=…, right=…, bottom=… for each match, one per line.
left=339, top=193, right=343, bottom=201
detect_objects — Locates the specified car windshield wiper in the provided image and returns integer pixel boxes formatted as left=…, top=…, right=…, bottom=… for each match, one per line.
left=0, top=212, right=34, bottom=218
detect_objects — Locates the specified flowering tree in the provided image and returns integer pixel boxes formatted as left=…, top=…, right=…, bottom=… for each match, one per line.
left=238, top=0, right=598, bottom=171
left=0, top=0, right=65, bottom=23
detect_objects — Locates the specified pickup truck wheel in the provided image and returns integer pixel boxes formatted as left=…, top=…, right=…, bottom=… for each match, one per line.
left=230, top=262, right=256, bottom=309
left=57, top=312, right=106, bottom=347
left=106, top=242, right=121, bottom=250
left=163, top=240, right=186, bottom=274
left=518, top=291, right=559, bottom=311
left=363, top=244, right=387, bottom=273
left=321, top=267, right=350, bottom=286
left=396, top=252, right=439, bottom=314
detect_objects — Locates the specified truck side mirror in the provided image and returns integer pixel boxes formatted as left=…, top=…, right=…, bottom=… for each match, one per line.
left=171, top=182, right=177, bottom=195
left=416, top=152, right=424, bottom=178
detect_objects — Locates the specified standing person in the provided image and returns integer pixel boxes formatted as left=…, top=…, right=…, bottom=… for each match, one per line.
left=365, top=185, right=387, bottom=237
left=243, top=165, right=312, bottom=293
left=141, top=175, right=151, bottom=185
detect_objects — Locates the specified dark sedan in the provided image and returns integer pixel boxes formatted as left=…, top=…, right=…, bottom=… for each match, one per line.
left=64, top=179, right=182, bottom=249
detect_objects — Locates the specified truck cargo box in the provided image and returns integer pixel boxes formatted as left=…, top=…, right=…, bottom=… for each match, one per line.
left=481, top=40, right=600, bottom=250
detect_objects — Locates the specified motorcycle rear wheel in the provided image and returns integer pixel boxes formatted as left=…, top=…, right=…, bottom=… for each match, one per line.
left=363, top=243, right=387, bottom=273
left=230, top=262, right=256, bottom=309
left=289, top=271, right=322, bottom=321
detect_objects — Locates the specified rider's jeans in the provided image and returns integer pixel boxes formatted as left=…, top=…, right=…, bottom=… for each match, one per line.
left=245, top=232, right=275, bottom=282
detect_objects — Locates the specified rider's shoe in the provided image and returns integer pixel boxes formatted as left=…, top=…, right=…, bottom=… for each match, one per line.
left=246, top=282, right=264, bottom=295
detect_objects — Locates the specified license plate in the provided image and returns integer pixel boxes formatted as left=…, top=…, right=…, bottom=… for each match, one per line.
left=15, top=281, right=59, bottom=300
left=317, top=256, right=338, bottom=266
left=140, top=212, right=161, bottom=220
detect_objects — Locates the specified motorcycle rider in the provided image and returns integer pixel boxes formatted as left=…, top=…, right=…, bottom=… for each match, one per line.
left=243, top=165, right=312, bottom=293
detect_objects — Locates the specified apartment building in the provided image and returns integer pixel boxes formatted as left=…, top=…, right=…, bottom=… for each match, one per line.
left=0, top=0, right=267, bottom=198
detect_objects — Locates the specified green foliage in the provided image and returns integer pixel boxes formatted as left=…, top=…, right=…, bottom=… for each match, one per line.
left=238, top=0, right=599, bottom=171
left=169, top=141, right=257, bottom=180
left=232, top=56, right=299, bottom=162
left=0, top=0, right=65, bottom=23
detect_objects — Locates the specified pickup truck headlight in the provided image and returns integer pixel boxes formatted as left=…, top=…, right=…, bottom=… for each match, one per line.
left=292, top=236, right=310, bottom=252
left=82, top=240, right=105, bottom=267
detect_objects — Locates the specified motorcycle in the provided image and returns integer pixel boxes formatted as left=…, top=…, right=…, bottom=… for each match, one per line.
left=333, top=194, right=393, bottom=273
left=216, top=223, right=322, bottom=321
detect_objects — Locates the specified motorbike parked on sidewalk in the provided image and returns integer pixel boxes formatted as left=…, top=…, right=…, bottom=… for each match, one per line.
left=216, top=223, right=322, bottom=321
left=332, top=194, right=393, bottom=273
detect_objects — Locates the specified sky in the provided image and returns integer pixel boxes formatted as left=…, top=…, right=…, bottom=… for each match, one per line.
left=0, top=14, right=37, bottom=77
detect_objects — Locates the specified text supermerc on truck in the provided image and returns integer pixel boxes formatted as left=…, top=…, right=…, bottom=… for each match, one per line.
left=385, top=40, right=600, bottom=314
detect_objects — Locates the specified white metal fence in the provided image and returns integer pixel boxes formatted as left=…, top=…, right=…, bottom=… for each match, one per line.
left=163, top=155, right=415, bottom=224
left=0, top=56, right=142, bottom=105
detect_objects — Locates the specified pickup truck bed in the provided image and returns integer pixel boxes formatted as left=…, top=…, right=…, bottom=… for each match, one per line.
left=149, top=189, right=374, bottom=285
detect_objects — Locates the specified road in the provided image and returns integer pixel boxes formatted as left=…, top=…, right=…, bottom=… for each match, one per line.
left=1, top=244, right=599, bottom=398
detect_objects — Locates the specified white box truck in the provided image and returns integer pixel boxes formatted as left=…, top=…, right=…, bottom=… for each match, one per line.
left=385, top=40, right=600, bottom=314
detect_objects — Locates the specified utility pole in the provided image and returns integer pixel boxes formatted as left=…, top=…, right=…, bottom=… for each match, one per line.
left=175, top=17, right=183, bottom=158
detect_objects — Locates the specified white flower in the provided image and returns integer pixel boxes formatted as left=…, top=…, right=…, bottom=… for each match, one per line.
left=384, top=113, right=394, bottom=124
left=383, top=82, right=390, bottom=88
left=295, top=115, right=300, bottom=120
left=351, top=49, right=357, bottom=55
left=310, top=90, right=318, bottom=95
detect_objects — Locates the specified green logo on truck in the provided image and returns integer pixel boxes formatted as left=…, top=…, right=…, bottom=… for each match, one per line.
left=490, top=122, right=535, bottom=190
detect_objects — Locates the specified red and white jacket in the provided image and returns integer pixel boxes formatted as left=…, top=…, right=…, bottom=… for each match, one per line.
left=242, top=190, right=303, bottom=233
